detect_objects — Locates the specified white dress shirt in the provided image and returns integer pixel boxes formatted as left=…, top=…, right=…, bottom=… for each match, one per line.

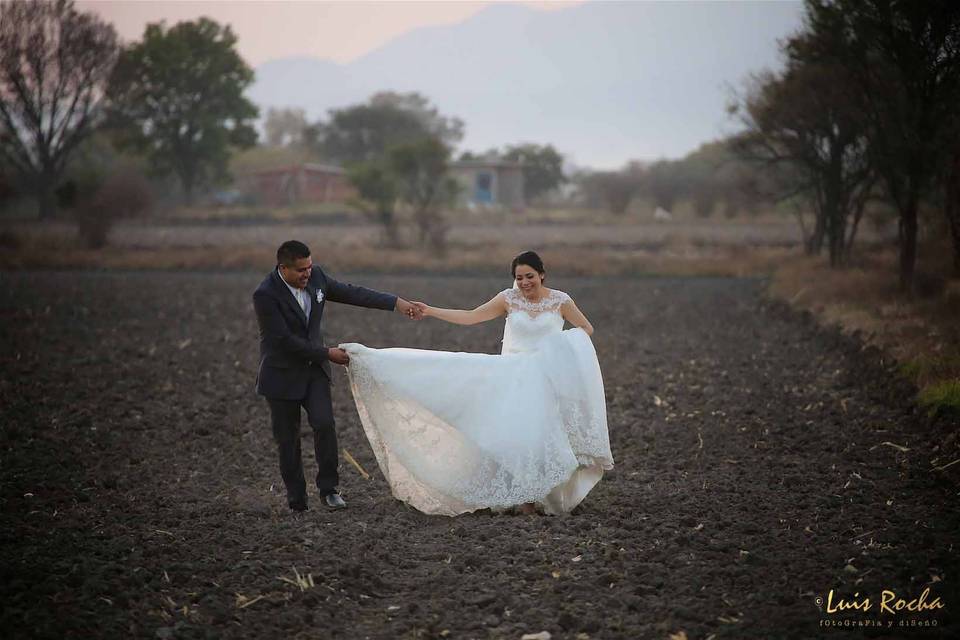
left=278, top=267, right=311, bottom=321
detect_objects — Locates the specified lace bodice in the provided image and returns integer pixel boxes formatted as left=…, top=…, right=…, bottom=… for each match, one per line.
left=501, top=287, right=571, bottom=354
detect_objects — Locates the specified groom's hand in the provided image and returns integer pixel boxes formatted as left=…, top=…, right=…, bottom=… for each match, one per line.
left=412, top=301, right=430, bottom=317
left=394, top=297, right=422, bottom=320
left=327, top=347, right=350, bottom=366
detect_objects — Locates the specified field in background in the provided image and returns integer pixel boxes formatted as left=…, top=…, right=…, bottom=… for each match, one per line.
left=0, top=201, right=895, bottom=275
left=3, top=204, right=955, bottom=415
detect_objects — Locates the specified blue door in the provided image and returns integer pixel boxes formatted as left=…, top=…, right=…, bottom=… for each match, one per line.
left=474, top=172, right=493, bottom=204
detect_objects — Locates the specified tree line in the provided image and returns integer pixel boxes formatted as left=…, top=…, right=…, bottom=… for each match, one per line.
left=0, top=1, right=259, bottom=245
left=0, top=1, right=568, bottom=249
left=573, top=0, right=960, bottom=290
left=261, top=96, right=567, bottom=249
left=574, top=142, right=774, bottom=220
left=733, top=0, right=960, bottom=288
left=2, top=0, right=957, bottom=285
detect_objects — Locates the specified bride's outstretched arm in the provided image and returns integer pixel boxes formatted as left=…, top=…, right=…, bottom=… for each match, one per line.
left=561, top=298, right=595, bottom=336
left=413, top=293, right=507, bottom=326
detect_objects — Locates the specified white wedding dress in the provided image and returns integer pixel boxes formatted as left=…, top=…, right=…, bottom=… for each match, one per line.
left=339, top=287, right=613, bottom=516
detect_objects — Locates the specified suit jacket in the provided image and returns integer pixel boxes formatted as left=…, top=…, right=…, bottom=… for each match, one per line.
left=253, top=265, right=398, bottom=399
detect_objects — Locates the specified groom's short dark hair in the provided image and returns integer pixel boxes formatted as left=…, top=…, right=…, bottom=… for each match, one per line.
left=277, top=240, right=310, bottom=266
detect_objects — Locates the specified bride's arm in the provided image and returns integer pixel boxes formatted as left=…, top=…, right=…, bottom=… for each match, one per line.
left=414, top=293, right=507, bottom=326
left=561, top=298, right=595, bottom=336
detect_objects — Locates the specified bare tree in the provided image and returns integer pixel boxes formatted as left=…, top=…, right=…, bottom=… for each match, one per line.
left=732, top=60, right=873, bottom=267
left=0, top=0, right=118, bottom=219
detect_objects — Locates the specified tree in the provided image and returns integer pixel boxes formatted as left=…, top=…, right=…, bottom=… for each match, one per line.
left=107, top=18, right=258, bottom=203
left=679, top=145, right=720, bottom=218
left=803, top=0, right=960, bottom=288
left=347, top=136, right=460, bottom=249
left=387, top=137, right=459, bottom=251
left=580, top=167, right=642, bottom=215
left=732, top=48, right=873, bottom=266
left=73, top=167, right=152, bottom=248
left=347, top=160, right=400, bottom=246
left=49, top=134, right=152, bottom=247
left=643, top=160, right=686, bottom=213
left=0, top=0, right=118, bottom=219
left=692, top=186, right=717, bottom=218
left=312, top=92, right=462, bottom=166
left=263, top=107, right=307, bottom=148
left=370, top=92, right=464, bottom=145
left=502, top=143, right=566, bottom=202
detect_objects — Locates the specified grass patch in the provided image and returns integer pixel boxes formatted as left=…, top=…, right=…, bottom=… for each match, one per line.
left=899, top=355, right=960, bottom=388
left=918, top=379, right=960, bottom=418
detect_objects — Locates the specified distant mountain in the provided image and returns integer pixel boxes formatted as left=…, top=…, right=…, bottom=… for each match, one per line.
left=247, top=1, right=803, bottom=169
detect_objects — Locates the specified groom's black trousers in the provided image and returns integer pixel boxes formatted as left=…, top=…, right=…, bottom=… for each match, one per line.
left=266, top=377, right=339, bottom=505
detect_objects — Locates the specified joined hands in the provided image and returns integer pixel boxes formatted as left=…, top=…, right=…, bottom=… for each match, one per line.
left=331, top=298, right=427, bottom=368
left=412, top=301, right=430, bottom=317
left=395, top=297, right=425, bottom=320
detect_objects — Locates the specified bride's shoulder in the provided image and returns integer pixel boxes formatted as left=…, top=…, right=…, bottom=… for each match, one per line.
left=547, top=288, right=572, bottom=303
left=501, top=287, right=526, bottom=300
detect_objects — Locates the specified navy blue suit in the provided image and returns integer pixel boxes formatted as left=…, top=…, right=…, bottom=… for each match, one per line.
left=252, top=265, right=397, bottom=506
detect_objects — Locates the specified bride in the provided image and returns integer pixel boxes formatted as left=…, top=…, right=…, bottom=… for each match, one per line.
left=339, top=251, right=613, bottom=516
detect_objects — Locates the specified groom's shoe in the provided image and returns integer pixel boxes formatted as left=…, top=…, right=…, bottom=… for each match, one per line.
left=322, top=491, right=346, bottom=510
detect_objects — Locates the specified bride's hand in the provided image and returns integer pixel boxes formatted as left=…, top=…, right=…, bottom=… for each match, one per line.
left=412, top=301, right=430, bottom=317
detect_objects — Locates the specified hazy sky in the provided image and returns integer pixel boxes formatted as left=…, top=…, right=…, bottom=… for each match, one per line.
left=78, top=0, right=803, bottom=167
left=79, top=0, right=579, bottom=66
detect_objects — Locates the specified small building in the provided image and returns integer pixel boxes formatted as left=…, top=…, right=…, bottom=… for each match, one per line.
left=242, top=163, right=356, bottom=206
left=448, top=159, right=525, bottom=210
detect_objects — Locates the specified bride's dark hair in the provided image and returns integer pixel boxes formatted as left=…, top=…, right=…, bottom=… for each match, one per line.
left=511, top=251, right=545, bottom=279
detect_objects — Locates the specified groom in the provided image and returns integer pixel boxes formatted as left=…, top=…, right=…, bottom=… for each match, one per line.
left=253, top=240, right=421, bottom=512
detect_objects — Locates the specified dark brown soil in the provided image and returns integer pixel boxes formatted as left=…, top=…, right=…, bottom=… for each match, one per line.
left=1, top=271, right=956, bottom=639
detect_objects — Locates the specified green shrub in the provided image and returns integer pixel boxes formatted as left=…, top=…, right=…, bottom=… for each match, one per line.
left=918, top=379, right=960, bottom=418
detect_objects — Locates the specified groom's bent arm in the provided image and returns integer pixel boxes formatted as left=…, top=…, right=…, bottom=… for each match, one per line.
left=325, top=275, right=398, bottom=310
left=253, top=291, right=330, bottom=362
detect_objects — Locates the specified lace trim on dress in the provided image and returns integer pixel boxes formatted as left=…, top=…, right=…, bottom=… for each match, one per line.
left=502, top=288, right=571, bottom=318
left=346, top=359, right=579, bottom=513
